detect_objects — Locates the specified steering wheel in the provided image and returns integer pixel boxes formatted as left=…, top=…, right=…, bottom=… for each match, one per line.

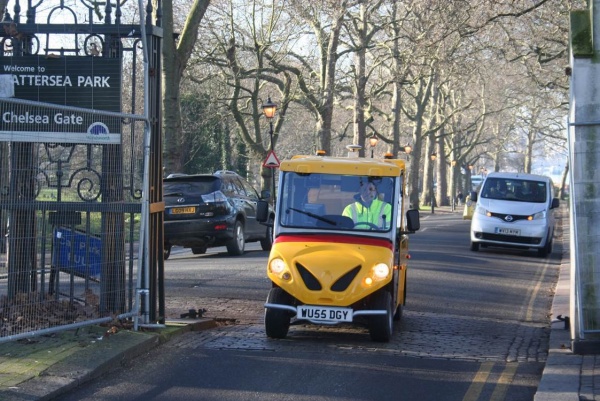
left=353, top=222, right=379, bottom=230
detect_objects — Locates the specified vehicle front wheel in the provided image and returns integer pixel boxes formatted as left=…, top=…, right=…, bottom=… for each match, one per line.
left=368, top=291, right=393, bottom=342
left=538, top=238, right=552, bottom=257
left=163, top=244, right=172, bottom=260
left=226, top=220, right=245, bottom=256
left=470, top=241, right=480, bottom=252
left=265, top=287, right=293, bottom=339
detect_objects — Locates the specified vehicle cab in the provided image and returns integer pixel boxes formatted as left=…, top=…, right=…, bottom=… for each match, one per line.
left=257, top=149, right=419, bottom=342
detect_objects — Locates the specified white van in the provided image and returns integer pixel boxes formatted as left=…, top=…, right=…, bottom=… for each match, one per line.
left=469, top=172, right=560, bottom=257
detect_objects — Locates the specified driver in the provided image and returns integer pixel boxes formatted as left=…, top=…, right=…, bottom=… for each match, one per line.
left=342, top=178, right=391, bottom=229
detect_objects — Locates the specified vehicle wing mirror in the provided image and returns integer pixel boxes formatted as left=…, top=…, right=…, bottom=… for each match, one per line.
left=405, top=209, right=420, bottom=232
left=551, top=197, right=560, bottom=209
left=257, top=200, right=270, bottom=223
left=260, top=190, right=271, bottom=200
left=468, top=191, right=478, bottom=202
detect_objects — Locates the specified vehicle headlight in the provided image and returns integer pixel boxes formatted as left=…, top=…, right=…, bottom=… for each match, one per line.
left=372, top=263, right=390, bottom=279
left=269, top=258, right=287, bottom=275
left=475, top=205, right=489, bottom=216
left=530, top=210, right=547, bottom=220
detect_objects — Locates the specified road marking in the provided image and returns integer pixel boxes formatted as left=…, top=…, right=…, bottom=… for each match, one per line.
left=525, top=260, right=549, bottom=322
left=462, top=361, right=494, bottom=401
left=490, top=363, right=518, bottom=401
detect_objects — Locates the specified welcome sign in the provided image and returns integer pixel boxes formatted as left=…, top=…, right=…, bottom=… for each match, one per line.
left=0, top=56, right=122, bottom=144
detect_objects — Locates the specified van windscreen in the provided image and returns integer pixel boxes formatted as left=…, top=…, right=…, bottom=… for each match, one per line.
left=481, top=178, right=547, bottom=203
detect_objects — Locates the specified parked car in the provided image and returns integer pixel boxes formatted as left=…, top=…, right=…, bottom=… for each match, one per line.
left=469, top=172, right=559, bottom=257
left=162, top=171, right=274, bottom=259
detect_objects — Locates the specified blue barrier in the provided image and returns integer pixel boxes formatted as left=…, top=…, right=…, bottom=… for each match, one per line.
left=52, top=227, right=101, bottom=277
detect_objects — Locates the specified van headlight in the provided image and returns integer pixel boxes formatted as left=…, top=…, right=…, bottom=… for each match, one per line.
left=475, top=205, right=489, bottom=216
left=530, top=210, right=547, bottom=220
left=372, top=263, right=390, bottom=279
left=269, top=258, right=288, bottom=274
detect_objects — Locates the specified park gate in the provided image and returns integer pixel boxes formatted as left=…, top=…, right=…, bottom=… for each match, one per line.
left=0, top=0, right=165, bottom=342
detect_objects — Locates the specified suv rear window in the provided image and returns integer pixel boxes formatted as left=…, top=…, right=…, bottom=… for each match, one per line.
left=164, top=177, right=220, bottom=196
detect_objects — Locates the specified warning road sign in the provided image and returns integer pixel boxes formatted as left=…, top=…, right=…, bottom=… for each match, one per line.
left=263, top=150, right=280, bottom=168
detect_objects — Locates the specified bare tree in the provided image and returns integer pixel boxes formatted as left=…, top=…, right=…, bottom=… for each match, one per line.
left=162, top=0, right=211, bottom=175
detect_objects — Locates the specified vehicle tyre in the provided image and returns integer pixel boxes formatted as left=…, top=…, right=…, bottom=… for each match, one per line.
left=538, top=238, right=552, bottom=257
left=260, top=216, right=274, bottom=251
left=368, top=291, right=393, bottom=342
left=163, top=244, right=172, bottom=260
left=470, top=241, right=480, bottom=252
left=191, top=246, right=207, bottom=255
left=265, top=287, right=293, bottom=339
left=226, top=220, right=245, bottom=256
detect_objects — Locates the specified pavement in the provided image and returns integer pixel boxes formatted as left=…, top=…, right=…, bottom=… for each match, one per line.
left=0, top=205, right=591, bottom=401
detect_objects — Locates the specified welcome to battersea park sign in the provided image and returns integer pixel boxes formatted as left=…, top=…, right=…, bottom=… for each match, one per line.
left=0, top=56, right=122, bottom=144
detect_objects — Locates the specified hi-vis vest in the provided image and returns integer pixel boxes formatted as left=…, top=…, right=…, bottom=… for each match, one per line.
left=343, top=199, right=391, bottom=228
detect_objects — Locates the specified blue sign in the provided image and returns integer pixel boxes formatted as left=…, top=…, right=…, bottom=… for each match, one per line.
left=52, top=227, right=101, bottom=277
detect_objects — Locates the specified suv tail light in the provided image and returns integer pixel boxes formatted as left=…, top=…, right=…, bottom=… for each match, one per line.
left=201, top=191, right=228, bottom=204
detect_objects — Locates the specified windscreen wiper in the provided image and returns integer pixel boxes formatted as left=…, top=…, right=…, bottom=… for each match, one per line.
left=287, top=207, right=337, bottom=226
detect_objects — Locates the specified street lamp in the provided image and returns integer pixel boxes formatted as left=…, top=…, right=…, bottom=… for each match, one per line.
left=402, top=144, right=413, bottom=160
left=451, top=160, right=457, bottom=212
left=262, top=97, right=278, bottom=206
left=368, top=134, right=379, bottom=158
left=430, top=152, right=437, bottom=214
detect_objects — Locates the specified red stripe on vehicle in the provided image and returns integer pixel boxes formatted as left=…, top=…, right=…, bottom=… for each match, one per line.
left=274, top=234, right=392, bottom=250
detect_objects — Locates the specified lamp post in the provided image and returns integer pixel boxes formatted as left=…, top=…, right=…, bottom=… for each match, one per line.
left=468, top=164, right=473, bottom=190
left=430, top=152, right=437, bottom=214
left=369, top=134, right=379, bottom=158
left=451, top=159, right=457, bottom=212
left=403, top=144, right=412, bottom=160
left=262, top=97, right=278, bottom=207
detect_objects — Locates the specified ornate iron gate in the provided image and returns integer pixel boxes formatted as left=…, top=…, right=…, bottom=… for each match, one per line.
left=0, top=0, right=164, bottom=342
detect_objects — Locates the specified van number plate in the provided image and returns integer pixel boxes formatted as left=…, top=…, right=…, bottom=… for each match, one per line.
left=495, top=227, right=521, bottom=236
left=297, top=305, right=353, bottom=322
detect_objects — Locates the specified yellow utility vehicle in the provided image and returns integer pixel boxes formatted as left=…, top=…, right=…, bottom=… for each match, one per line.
left=257, top=148, right=420, bottom=342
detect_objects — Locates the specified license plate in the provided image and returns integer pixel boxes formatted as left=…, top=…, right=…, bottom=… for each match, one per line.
left=170, top=207, right=196, bottom=215
left=297, top=305, right=353, bottom=322
left=495, top=227, right=521, bottom=236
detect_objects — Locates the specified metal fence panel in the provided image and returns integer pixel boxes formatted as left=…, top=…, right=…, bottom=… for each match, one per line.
left=0, top=97, right=146, bottom=342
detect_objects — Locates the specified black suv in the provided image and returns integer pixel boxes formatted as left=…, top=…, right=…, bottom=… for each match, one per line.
left=163, top=171, right=274, bottom=259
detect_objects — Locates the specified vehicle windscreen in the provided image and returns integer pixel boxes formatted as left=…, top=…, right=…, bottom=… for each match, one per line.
left=480, top=177, right=547, bottom=203
left=278, top=172, right=396, bottom=232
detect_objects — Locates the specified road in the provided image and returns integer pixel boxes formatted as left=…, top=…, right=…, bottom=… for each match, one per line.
left=57, top=210, right=562, bottom=401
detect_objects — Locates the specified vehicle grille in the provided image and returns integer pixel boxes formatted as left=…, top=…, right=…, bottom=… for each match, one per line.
left=296, top=263, right=322, bottom=291
left=331, top=266, right=361, bottom=292
left=489, top=212, right=530, bottom=222
left=480, top=233, right=542, bottom=245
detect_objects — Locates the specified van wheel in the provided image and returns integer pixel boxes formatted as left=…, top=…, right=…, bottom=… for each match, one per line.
left=470, top=242, right=480, bottom=252
left=163, top=244, right=172, bottom=260
left=260, top=217, right=274, bottom=251
left=265, top=288, right=293, bottom=339
left=538, top=239, right=552, bottom=257
left=226, top=221, right=245, bottom=256
left=369, top=291, right=393, bottom=342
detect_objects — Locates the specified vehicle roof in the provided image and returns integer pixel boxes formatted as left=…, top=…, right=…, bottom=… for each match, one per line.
left=163, top=171, right=241, bottom=181
left=484, top=171, right=553, bottom=182
left=281, top=155, right=404, bottom=177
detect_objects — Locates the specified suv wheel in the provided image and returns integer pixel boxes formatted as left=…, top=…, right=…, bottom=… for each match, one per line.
left=260, top=217, right=274, bottom=251
left=226, top=220, right=245, bottom=256
left=192, top=246, right=207, bottom=255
